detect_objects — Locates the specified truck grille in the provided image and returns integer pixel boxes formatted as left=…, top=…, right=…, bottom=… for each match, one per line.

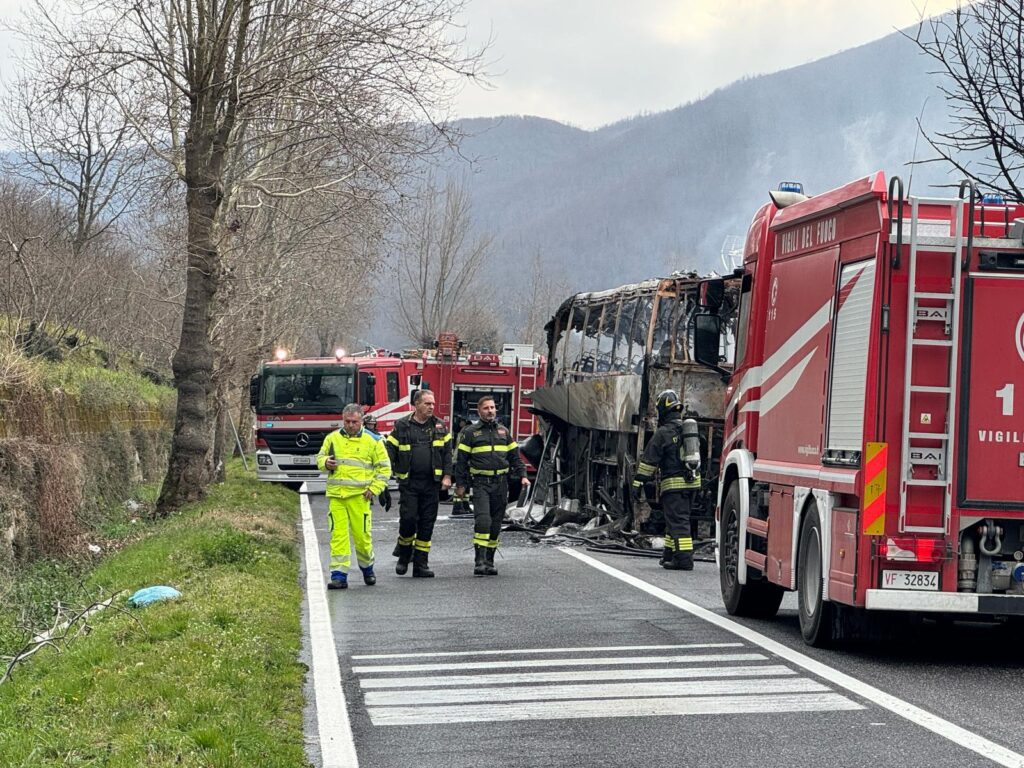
left=259, top=429, right=329, bottom=456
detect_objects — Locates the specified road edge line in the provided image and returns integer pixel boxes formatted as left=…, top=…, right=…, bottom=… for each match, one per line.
left=301, top=487, right=360, bottom=768
left=560, top=547, right=1024, bottom=768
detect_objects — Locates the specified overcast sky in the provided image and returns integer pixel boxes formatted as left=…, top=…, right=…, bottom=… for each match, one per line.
left=0, top=0, right=962, bottom=130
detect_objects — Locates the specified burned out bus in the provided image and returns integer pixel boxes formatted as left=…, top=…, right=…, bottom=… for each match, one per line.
left=527, top=272, right=738, bottom=535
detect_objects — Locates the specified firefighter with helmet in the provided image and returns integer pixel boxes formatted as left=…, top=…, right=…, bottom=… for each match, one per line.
left=631, top=389, right=702, bottom=570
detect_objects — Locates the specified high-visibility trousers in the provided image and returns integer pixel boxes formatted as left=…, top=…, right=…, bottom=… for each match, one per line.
left=662, top=490, right=694, bottom=555
left=328, top=495, right=374, bottom=574
left=471, top=478, right=508, bottom=549
left=397, top=480, right=440, bottom=554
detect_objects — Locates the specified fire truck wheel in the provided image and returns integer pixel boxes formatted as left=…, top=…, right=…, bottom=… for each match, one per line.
left=796, top=502, right=838, bottom=647
left=719, top=483, right=784, bottom=619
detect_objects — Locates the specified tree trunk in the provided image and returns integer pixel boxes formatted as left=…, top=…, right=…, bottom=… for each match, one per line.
left=156, top=175, right=223, bottom=513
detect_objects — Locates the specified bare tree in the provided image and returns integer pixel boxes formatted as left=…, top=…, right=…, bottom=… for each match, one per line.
left=507, top=247, right=570, bottom=350
left=18, top=0, right=485, bottom=512
left=392, top=176, right=495, bottom=346
left=910, top=3, right=1024, bottom=196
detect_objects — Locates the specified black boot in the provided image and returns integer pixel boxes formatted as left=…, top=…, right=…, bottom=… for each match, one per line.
left=395, top=544, right=413, bottom=575
left=665, top=550, right=694, bottom=571
left=474, top=545, right=488, bottom=576
left=484, top=546, right=498, bottom=576
left=412, top=549, right=435, bottom=578
left=659, top=546, right=672, bottom=566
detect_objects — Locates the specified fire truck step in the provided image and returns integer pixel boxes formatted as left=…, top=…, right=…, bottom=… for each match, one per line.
left=904, top=478, right=947, bottom=487
left=902, top=524, right=947, bottom=534
left=915, top=292, right=955, bottom=301
left=907, top=432, right=950, bottom=440
left=908, top=385, right=951, bottom=393
left=910, top=338, right=953, bottom=347
left=910, top=239, right=959, bottom=251
left=746, top=518, right=768, bottom=538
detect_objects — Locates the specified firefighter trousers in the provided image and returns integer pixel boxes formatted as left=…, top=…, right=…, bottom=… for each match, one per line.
left=328, top=495, right=374, bottom=574
left=397, top=481, right=439, bottom=554
left=471, top=478, right=507, bottom=549
left=662, top=490, right=694, bottom=557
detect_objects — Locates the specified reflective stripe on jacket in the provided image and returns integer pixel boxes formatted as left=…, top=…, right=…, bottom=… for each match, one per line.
left=316, top=428, right=391, bottom=499
left=454, top=419, right=525, bottom=487
left=385, top=415, right=454, bottom=483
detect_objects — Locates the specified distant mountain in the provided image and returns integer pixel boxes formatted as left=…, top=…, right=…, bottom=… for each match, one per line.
left=440, top=27, right=957, bottom=295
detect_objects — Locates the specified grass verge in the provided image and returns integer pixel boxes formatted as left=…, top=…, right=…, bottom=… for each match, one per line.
left=0, top=461, right=308, bottom=768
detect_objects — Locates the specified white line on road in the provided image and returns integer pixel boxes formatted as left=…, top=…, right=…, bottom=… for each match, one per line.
left=352, top=652, right=767, bottom=675
left=368, top=692, right=861, bottom=726
left=359, top=663, right=797, bottom=690
left=300, top=488, right=359, bottom=768
left=563, top=548, right=1024, bottom=768
left=364, top=676, right=829, bottom=706
left=351, top=642, right=741, bottom=660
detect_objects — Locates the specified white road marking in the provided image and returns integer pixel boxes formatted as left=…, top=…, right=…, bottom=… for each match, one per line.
left=368, top=692, right=861, bottom=726
left=563, top=548, right=1024, bottom=768
left=299, top=489, right=359, bottom=768
left=358, top=663, right=796, bottom=690
left=364, top=676, right=829, bottom=707
left=352, top=652, right=767, bottom=675
left=351, top=642, right=741, bottom=661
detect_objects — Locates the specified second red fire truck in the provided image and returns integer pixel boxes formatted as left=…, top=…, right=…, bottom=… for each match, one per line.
left=250, top=333, right=544, bottom=487
left=692, top=172, right=1024, bottom=645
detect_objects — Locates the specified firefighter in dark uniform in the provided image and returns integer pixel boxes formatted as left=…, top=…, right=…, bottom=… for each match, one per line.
left=386, top=389, right=453, bottom=577
left=455, top=394, right=529, bottom=576
left=631, top=389, right=702, bottom=570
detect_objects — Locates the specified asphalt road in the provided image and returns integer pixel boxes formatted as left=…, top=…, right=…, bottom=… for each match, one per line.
left=300, top=493, right=1024, bottom=768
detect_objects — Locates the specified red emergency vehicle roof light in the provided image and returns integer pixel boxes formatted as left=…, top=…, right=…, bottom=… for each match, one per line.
left=334, top=347, right=346, bottom=360
left=274, top=348, right=287, bottom=361
left=880, top=537, right=943, bottom=563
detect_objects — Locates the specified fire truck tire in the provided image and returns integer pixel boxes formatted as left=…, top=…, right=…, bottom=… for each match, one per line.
left=719, top=484, right=784, bottom=619
left=796, top=502, right=838, bottom=647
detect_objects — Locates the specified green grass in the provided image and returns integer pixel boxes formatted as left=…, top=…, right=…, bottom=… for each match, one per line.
left=0, top=482, right=162, bottom=653
left=0, top=461, right=309, bottom=768
left=40, top=361, right=173, bottom=411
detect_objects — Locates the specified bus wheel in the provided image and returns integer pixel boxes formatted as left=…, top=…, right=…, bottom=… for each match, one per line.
left=720, top=483, right=784, bottom=619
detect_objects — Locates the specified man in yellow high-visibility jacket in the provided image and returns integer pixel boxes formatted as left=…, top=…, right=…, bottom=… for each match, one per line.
left=316, top=403, right=392, bottom=589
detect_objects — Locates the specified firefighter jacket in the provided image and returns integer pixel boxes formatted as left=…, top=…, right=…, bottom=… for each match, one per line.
left=316, top=428, right=391, bottom=499
left=385, top=414, right=453, bottom=485
left=632, top=415, right=702, bottom=494
left=455, top=419, right=526, bottom=487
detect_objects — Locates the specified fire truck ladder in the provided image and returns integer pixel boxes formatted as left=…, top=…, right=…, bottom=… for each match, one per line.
left=896, top=194, right=967, bottom=534
left=515, top=363, right=538, bottom=438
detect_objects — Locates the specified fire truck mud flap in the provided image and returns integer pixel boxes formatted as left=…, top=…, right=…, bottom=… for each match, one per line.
left=866, top=589, right=1024, bottom=614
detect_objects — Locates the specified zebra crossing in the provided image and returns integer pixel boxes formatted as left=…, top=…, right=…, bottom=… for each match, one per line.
left=351, top=642, right=863, bottom=726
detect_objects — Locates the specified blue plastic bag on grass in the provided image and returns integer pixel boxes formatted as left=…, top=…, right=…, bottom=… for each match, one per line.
left=128, top=586, right=182, bottom=607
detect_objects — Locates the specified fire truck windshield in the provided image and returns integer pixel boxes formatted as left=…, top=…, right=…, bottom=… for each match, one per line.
left=257, top=363, right=356, bottom=414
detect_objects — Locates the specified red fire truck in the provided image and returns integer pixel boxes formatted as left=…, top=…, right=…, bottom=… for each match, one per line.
left=692, top=172, right=1024, bottom=646
left=250, top=333, right=544, bottom=486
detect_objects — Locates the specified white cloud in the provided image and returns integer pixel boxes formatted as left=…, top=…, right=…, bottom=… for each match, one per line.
left=0, top=0, right=966, bottom=127
left=457, top=0, right=965, bottom=128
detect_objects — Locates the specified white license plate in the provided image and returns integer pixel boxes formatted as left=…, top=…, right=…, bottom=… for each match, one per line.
left=881, top=570, right=939, bottom=591
left=293, top=457, right=311, bottom=465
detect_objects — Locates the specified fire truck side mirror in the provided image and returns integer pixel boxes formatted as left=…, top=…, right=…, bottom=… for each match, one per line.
left=249, top=374, right=260, bottom=410
left=693, top=313, right=724, bottom=371
left=359, top=372, right=377, bottom=406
